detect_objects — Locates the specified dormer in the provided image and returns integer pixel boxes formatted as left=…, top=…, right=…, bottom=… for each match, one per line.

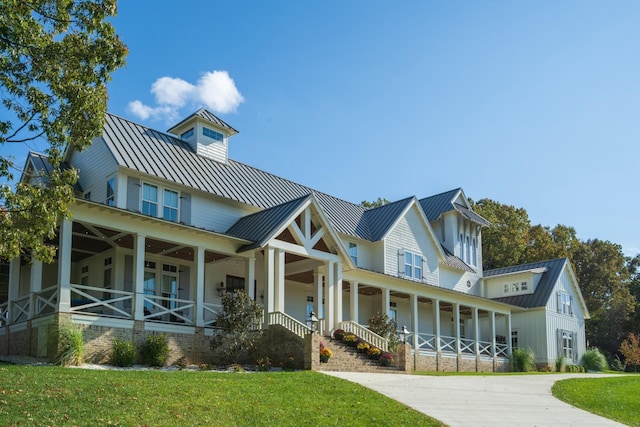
left=167, top=108, right=238, bottom=164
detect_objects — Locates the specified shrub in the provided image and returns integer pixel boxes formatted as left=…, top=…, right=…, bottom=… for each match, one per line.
left=357, top=341, right=370, bottom=354
left=256, top=357, right=272, bottom=372
left=609, top=355, right=626, bottom=372
left=333, top=329, right=346, bottom=340
left=231, top=363, right=244, bottom=372
left=110, top=338, right=137, bottom=367
left=565, top=364, right=585, bottom=373
left=282, top=357, right=296, bottom=371
left=368, top=312, right=400, bottom=352
left=582, top=348, right=608, bottom=372
left=555, top=355, right=565, bottom=372
left=199, top=363, right=211, bottom=371
left=175, top=356, right=188, bottom=370
left=379, top=352, right=394, bottom=366
left=511, top=347, right=535, bottom=372
left=343, top=334, right=358, bottom=346
left=140, top=334, right=170, bottom=367
left=54, top=322, right=84, bottom=366
left=367, top=346, right=381, bottom=360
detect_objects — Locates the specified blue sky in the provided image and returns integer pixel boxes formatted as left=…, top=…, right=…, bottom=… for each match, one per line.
left=4, top=1, right=640, bottom=256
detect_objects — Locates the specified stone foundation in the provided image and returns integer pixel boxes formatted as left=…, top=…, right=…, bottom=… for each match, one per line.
left=412, top=350, right=511, bottom=373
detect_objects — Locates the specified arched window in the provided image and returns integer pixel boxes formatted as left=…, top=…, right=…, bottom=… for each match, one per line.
left=459, top=234, right=463, bottom=258
left=472, top=238, right=477, bottom=266
left=465, top=237, right=470, bottom=263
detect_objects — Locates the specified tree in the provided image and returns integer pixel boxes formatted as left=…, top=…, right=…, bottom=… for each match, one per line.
left=619, top=333, right=640, bottom=372
left=0, top=0, right=127, bottom=262
left=361, top=197, right=390, bottom=209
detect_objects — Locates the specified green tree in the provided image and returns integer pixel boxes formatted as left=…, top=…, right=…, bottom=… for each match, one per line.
left=0, top=0, right=127, bottom=262
left=361, top=197, right=391, bottom=209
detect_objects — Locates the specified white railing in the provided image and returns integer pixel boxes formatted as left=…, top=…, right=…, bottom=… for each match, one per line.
left=410, top=332, right=436, bottom=351
left=479, top=340, right=492, bottom=356
left=71, top=284, right=133, bottom=319
left=460, top=337, right=474, bottom=354
left=269, top=311, right=311, bottom=338
left=11, top=296, right=30, bottom=323
left=339, top=320, right=388, bottom=352
left=496, top=343, right=509, bottom=357
left=203, top=302, right=222, bottom=327
left=34, top=286, right=58, bottom=317
left=143, top=294, right=194, bottom=324
left=0, top=302, right=8, bottom=327
left=439, top=335, right=456, bottom=353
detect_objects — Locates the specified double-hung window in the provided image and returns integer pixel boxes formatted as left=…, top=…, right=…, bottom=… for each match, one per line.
left=561, top=330, right=574, bottom=359
left=404, top=251, right=423, bottom=281
left=163, top=189, right=179, bottom=222
left=142, top=183, right=158, bottom=217
left=348, top=243, right=358, bottom=265
left=558, top=291, right=573, bottom=316
left=106, top=178, right=115, bottom=206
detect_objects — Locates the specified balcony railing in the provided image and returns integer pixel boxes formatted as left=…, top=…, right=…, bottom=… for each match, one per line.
left=71, top=284, right=133, bottom=319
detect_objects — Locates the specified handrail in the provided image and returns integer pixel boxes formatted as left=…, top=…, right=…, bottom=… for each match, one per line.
left=339, top=320, right=388, bottom=352
left=268, top=311, right=311, bottom=338
left=71, top=284, right=133, bottom=319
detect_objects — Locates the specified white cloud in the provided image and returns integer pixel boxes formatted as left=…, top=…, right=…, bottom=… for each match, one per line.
left=128, top=70, right=244, bottom=122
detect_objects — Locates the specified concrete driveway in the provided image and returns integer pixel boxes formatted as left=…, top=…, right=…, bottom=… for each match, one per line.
left=324, top=372, right=626, bottom=427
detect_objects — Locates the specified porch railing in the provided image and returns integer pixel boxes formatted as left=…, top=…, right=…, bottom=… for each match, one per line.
left=0, top=302, right=7, bottom=327
left=143, top=294, right=194, bottom=324
left=339, top=320, right=388, bottom=352
left=34, top=286, right=58, bottom=317
left=71, top=284, right=133, bottom=319
left=410, top=332, right=437, bottom=351
left=268, top=311, right=311, bottom=338
left=479, top=340, right=492, bottom=356
left=11, top=296, right=30, bottom=323
left=439, top=335, right=456, bottom=353
left=496, top=342, right=508, bottom=357
left=203, top=302, right=222, bottom=327
left=460, top=337, right=474, bottom=354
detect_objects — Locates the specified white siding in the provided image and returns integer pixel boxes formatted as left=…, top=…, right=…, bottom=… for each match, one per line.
left=70, top=138, right=118, bottom=205
left=511, top=310, right=549, bottom=363
left=190, top=194, right=255, bottom=232
left=439, top=266, right=482, bottom=295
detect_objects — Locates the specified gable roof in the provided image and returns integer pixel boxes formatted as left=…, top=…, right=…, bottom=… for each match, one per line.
left=22, top=152, right=82, bottom=192
left=363, top=196, right=414, bottom=241
left=419, top=188, right=490, bottom=226
left=486, top=258, right=589, bottom=317
left=167, top=107, right=239, bottom=136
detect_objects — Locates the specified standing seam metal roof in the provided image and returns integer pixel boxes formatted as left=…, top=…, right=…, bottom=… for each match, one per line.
left=419, top=188, right=462, bottom=221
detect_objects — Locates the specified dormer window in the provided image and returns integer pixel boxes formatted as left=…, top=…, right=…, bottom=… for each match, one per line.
left=180, top=128, right=194, bottom=139
left=203, top=127, right=224, bottom=141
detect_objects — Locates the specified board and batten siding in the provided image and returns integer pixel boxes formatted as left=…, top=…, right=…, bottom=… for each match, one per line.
left=383, top=206, right=439, bottom=285
left=511, top=310, right=549, bottom=362
left=70, top=137, right=118, bottom=204
left=190, top=194, right=255, bottom=233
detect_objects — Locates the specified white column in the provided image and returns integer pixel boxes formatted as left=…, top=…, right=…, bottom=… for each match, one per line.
left=473, top=307, right=479, bottom=356
left=274, top=248, right=285, bottom=312
left=263, top=246, right=274, bottom=325
left=333, top=262, right=342, bottom=327
left=490, top=311, right=496, bottom=357
left=410, top=293, right=418, bottom=348
left=195, top=246, right=205, bottom=327
left=29, top=256, right=43, bottom=318
left=381, top=287, right=390, bottom=317
left=324, top=261, right=334, bottom=332
left=349, top=281, right=359, bottom=323
left=57, top=219, right=72, bottom=313
left=453, top=302, right=460, bottom=353
left=506, top=313, right=512, bottom=356
left=8, top=258, right=20, bottom=323
left=133, top=233, right=146, bottom=320
left=245, top=255, right=256, bottom=300
left=433, top=299, right=441, bottom=352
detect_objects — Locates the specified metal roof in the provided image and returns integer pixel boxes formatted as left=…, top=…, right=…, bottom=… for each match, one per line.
left=25, top=152, right=82, bottom=192
left=486, top=258, right=568, bottom=308
left=454, top=203, right=491, bottom=226
left=166, top=108, right=238, bottom=135
left=363, top=196, right=414, bottom=241
left=441, top=246, right=476, bottom=273
left=419, top=188, right=462, bottom=221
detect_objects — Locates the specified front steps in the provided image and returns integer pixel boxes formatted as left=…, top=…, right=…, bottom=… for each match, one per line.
left=314, top=338, right=404, bottom=373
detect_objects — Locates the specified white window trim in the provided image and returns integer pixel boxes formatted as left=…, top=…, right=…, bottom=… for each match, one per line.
left=141, top=181, right=180, bottom=222
left=402, top=250, right=423, bottom=281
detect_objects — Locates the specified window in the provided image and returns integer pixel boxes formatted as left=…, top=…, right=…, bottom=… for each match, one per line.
left=561, top=330, right=574, bottom=360
left=162, top=264, right=178, bottom=310
left=142, top=183, right=158, bottom=216
left=465, top=236, right=470, bottom=263
left=471, top=239, right=477, bottom=266
left=558, top=291, right=573, bottom=315
left=459, top=234, right=463, bottom=258
left=203, top=127, right=224, bottom=141
left=389, top=302, right=397, bottom=321
left=163, top=189, right=179, bottom=222
left=143, top=261, right=156, bottom=311
left=225, top=275, right=245, bottom=293
left=306, top=296, right=315, bottom=328
left=520, top=281, right=528, bottom=291
left=511, top=330, right=518, bottom=349
left=180, top=128, right=194, bottom=139
left=106, top=178, right=115, bottom=206
left=404, top=251, right=423, bottom=280
left=348, top=243, right=358, bottom=265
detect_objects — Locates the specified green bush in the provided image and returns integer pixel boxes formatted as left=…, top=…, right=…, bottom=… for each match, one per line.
left=110, top=338, right=137, bottom=367
left=54, top=322, right=84, bottom=366
left=555, top=355, right=565, bottom=372
left=140, top=334, right=170, bottom=367
left=511, top=347, right=535, bottom=372
left=565, top=364, right=586, bottom=373
left=582, top=348, right=608, bottom=371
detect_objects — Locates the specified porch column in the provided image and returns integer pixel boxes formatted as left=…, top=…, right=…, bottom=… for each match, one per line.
left=333, top=262, right=342, bottom=327
left=245, top=255, right=256, bottom=301
left=349, top=281, right=359, bottom=323
left=324, top=261, right=334, bottom=332
left=472, top=307, right=479, bottom=356
left=273, top=248, right=285, bottom=312
left=433, top=299, right=441, bottom=352
left=453, top=302, right=460, bottom=353
left=195, top=246, right=205, bottom=327
left=133, top=233, right=146, bottom=320
left=410, top=293, right=418, bottom=348
left=490, top=311, right=496, bottom=357
left=29, top=256, right=43, bottom=318
left=313, top=269, right=323, bottom=333
left=57, top=219, right=72, bottom=313
left=263, top=246, right=275, bottom=325
left=381, top=287, right=390, bottom=317
left=506, top=313, right=513, bottom=355
left=8, top=258, right=20, bottom=323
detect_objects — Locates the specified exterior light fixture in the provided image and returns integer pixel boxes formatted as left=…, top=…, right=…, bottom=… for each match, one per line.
left=309, top=311, right=319, bottom=333
left=401, top=325, right=409, bottom=344
left=217, top=281, right=225, bottom=297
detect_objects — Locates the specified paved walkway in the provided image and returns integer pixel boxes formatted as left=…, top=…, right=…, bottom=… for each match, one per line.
left=324, top=372, right=626, bottom=427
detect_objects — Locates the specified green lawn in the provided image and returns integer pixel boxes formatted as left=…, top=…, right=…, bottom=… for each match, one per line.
left=0, top=364, right=442, bottom=426
left=552, top=375, right=640, bottom=426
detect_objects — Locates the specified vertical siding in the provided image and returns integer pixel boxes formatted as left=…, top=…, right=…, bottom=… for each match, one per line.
left=70, top=138, right=118, bottom=204
left=511, top=311, right=549, bottom=362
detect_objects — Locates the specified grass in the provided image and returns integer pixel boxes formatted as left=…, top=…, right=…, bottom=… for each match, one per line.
left=552, top=375, right=640, bottom=426
left=0, top=365, right=442, bottom=426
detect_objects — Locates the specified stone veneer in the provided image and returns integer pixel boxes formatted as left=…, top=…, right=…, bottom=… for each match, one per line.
left=412, top=350, right=511, bottom=372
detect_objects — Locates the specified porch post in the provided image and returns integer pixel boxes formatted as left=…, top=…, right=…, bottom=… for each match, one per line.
left=313, top=269, right=323, bottom=333
left=490, top=311, right=496, bottom=357
left=473, top=307, right=479, bottom=356
left=133, top=233, right=146, bottom=321
left=29, top=256, right=43, bottom=318
left=324, top=261, right=334, bottom=332
left=263, top=246, right=275, bottom=326
left=195, top=246, right=205, bottom=327
left=333, top=262, right=342, bottom=327
left=453, top=302, right=460, bottom=353
left=57, top=219, right=72, bottom=313
left=245, top=255, right=256, bottom=301
left=506, top=313, right=512, bottom=355
left=381, top=287, right=390, bottom=317
left=433, top=299, right=441, bottom=352
left=410, top=293, right=418, bottom=348
left=349, top=281, right=359, bottom=323
left=8, top=258, right=20, bottom=323
left=273, top=248, right=285, bottom=312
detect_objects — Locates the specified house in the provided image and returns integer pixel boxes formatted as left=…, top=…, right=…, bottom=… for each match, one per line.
left=0, top=109, right=589, bottom=370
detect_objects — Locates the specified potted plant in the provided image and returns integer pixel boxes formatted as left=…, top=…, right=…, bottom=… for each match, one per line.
left=357, top=341, right=370, bottom=354
left=333, top=329, right=346, bottom=340
left=319, top=343, right=333, bottom=363
left=379, top=352, right=394, bottom=366
left=343, top=334, right=358, bottom=347
left=367, top=346, right=381, bottom=360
